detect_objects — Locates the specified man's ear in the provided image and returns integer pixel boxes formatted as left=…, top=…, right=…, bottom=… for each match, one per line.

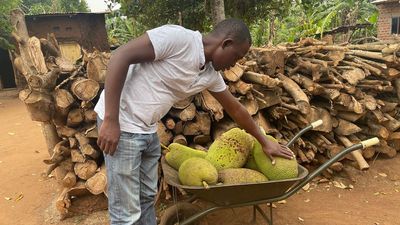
left=222, top=39, right=234, bottom=49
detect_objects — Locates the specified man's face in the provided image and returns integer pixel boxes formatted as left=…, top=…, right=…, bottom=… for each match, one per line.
left=212, top=39, right=250, bottom=71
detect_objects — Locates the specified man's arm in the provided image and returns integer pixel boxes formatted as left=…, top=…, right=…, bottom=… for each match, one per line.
left=210, top=89, right=293, bottom=162
left=98, top=33, right=155, bottom=155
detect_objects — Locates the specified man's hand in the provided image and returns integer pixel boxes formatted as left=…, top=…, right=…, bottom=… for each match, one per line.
left=97, top=118, right=120, bottom=156
left=262, top=140, right=294, bottom=165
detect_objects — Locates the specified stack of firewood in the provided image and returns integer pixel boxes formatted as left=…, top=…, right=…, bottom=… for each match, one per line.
left=11, top=9, right=400, bottom=218
left=11, top=9, right=110, bottom=219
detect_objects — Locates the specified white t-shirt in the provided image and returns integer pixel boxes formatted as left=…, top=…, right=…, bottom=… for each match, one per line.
left=94, top=25, right=227, bottom=133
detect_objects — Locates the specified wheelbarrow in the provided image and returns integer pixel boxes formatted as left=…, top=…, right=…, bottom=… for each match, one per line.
left=159, top=120, right=380, bottom=225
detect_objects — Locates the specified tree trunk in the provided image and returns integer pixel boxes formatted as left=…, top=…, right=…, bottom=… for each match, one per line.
left=210, top=0, right=225, bottom=26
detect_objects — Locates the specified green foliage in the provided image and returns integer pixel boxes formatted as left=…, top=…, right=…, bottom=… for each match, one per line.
left=106, top=16, right=146, bottom=46
left=22, top=0, right=89, bottom=15
left=109, top=0, right=378, bottom=46
left=0, top=0, right=21, bottom=49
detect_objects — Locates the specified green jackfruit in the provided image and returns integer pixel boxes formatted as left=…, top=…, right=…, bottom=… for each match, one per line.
left=165, top=143, right=207, bottom=170
left=244, top=147, right=260, bottom=171
left=178, top=158, right=218, bottom=187
left=205, top=128, right=254, bottom=170
left=218, top=168, right=268, bottom=185
left=253, top=135, right=298, bottom=180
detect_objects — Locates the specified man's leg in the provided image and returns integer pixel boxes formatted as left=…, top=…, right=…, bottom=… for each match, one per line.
left=135, top=133, right=161, bottom=225
left=98, top=117, right=147, bottom=225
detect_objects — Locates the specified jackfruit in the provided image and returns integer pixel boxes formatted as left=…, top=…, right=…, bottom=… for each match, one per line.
left=253, top=135, right=298, bottom=180
left=205, top=128, right=254, bottom=170
left=178, top=158, right=218, bottom=187
left=165, top=143, right=207, bottom=170
left=244, top=147, right=260, bottom=171
left=218, top=168, right=268, bottom=185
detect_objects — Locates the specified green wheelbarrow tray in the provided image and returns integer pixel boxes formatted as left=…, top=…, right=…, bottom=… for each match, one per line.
left=162, top=157, right=308, bottom=206
left=160, top=120, right=380, bottom=225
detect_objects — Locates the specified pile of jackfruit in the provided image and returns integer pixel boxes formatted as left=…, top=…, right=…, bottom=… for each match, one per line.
left=165, top=128, right=299, bottom=187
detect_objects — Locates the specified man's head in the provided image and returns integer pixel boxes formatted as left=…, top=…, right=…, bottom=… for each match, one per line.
left=206, top=18, right=251, bottom=71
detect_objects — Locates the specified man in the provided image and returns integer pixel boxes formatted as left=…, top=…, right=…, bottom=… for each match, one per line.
left=95, top=18, right=293, bottom=225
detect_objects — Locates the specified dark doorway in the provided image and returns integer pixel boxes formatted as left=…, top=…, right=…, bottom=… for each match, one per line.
left=0, top=48, right=16, bottom=89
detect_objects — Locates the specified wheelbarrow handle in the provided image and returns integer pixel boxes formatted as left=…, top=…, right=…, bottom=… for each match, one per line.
left=286, top=120, right=323, bottom=148
left=280, top=137, right=380, bottom=201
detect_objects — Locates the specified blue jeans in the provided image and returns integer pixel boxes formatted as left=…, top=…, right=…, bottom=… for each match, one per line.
left=98, top=118, right=161, bottom=225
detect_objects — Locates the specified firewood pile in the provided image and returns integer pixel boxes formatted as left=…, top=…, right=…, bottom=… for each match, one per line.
left=10, top=9, right=400, bottom=219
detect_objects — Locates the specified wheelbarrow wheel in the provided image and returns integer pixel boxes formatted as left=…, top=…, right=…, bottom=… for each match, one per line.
left=159, top=202, right=208, bottom=225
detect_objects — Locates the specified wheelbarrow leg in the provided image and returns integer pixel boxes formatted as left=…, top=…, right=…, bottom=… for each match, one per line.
left=252, top=204, right=273, bottom=225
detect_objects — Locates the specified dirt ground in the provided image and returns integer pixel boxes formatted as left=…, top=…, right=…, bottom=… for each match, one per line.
left=1, top=94, right=400, bottom=225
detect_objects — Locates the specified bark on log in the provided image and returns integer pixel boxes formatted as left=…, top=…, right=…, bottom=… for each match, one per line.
left=19, top=89, right=53, bottom=122
left=337, top=136, right=369, bottom=170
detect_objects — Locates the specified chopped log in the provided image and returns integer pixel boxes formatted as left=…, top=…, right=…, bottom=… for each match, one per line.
left=19, top=89, right=53, bottom=122
left=277, top=73, right=310, bottom=115
left=59, top=158, right=74, bottom=172
left=382, top=113, right=400, bottom=132
left=200, top=90, right=224, bottom=121
left=337, top=111, right=364, bottom=122
left=341, top=68, right=365, bottom=85
left=230, top=80, right=253, bottom=95
left=242, top=71, right=280, bottom=88
left=54, top=165, right=68, bottom=183
left=163, top=118, right=176, bottom=130
left=57, top=126, right=78, bottom=138
left=86, top=50, right=109, bottom=83
left=193, top=135, right=211, bottom=145
left=62, top=172, right=77, bottom=188
left=81, top=144, right=100, bottom=159
left=74, top=160, right=98, bottom=180
left=27, top=67, right=60, bottom=89
left=290, top=74, right=325, bottom=95
left=172, top=134, right=187, bottom=145
left=157, top=122, right=173, bottom=146
left=68, top=137, right=78, bottom=149
left=183, top=112, right=211, bottom=136
left=67, top=108, right=84, bottom=127
left=71, top=149, right=86, bottom=163
left=337, top=136, right=369, bottom=170
left=85, top=163, right=107, bottom=195
left=253, top=113, right=281, bottom=138
left=169, top=103, right=196, bottom=121
left=43, top=140, right=68, bottom=164
left=347, top=49, right=395, bottom=62
left=56, top=187, right=71, bottom=218
left=239, top=93, right=259, bottom=116
left=222, top=64, right=244, bottom=82
left=173, top=121, right=184, bottom=135
left=71, top=78, right=100, bottom=101
left=348, top=134, right=375, bottom=159
left=387, top=132, right=400, bottom=151
left=334, top=93, right=363, bottom=114
left=53, top=89, right=75, bottom=117
left=255, top=89, right=281, bottom=109
left=84, top=110, right=97, bottom=123
left=172, top=95, right=194, bottom=109
left=360, top=124, right=390, bottom=139
left=375, top=140, right=397, bottom=158
left=212, top=118, right=237, bottom=140
left=41, top=122, right=62, bottom=156
left=334, top=119, right=362, bottom=136
left=306, top=107, right=332, bottom=133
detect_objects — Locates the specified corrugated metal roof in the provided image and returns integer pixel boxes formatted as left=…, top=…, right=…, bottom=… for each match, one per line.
left=372, top=0, right=400, bottom=4
left=25, top=12, right=109, bottom=18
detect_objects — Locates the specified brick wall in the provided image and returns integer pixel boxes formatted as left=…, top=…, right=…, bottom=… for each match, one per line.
left=377, top=3, right=400, bottom=40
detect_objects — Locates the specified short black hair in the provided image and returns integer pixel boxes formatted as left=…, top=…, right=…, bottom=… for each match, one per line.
left=211, top=18, right=252, bottom=45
